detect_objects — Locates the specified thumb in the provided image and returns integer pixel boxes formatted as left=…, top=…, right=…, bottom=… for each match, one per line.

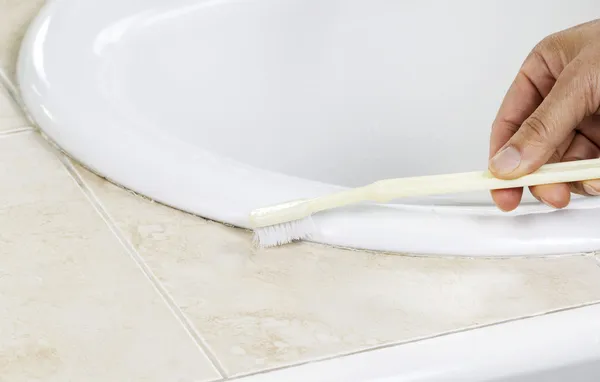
left=489, top=54, right=600, bottom=179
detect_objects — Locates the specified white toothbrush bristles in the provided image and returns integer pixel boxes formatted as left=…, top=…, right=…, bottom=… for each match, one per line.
left=253, top=216, right=316, bottom=248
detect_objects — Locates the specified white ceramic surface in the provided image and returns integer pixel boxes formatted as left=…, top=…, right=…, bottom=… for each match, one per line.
left=236, top=303, right=600, bottom=382
left=17, top=0, right=600, bottom=255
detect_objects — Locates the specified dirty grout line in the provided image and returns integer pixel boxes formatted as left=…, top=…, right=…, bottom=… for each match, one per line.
left=57, top=154, right=229, bottom=379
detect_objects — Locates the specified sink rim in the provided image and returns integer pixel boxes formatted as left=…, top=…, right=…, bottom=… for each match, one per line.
left=16, top=0, right=600, bottom=256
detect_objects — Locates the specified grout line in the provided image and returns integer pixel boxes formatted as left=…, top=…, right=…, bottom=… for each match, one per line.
left=228, top=300, right=600, bottom=380
left=0, top=70, right=39, bottom=136
left=0, top=126, right=34, bottom=137
left=0, top=67, right=37, bottom=127
left=58, top=154, right=229, bottom=380
left=0, top=68, right=18, bottom=100
left=3, top=65, right=230, bottom=377
left=1, top=62, right=228, bottom=379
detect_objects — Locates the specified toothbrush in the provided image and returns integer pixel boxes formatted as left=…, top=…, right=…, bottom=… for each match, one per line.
left=249, top=157, right=600, bottom=247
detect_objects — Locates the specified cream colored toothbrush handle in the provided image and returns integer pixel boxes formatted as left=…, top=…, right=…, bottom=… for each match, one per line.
left=371, top=158, right=600, bottom=202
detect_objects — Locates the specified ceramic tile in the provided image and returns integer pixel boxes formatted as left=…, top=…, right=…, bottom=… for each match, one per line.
left=75, top=165, right=600, bottom=376
left=0, top=0, right=45, bottom=82
left=0, top=83, right=28, bottom=131
left=0, top=132, right=220, bottom=382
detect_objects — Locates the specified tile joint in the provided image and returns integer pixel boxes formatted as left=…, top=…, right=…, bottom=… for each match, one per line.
left=1, top=65, right=230, bottom=379
left=0, top=67, right=38, bottom=126
left=57, top=154, right=229, bottom=379
left=0, top=68, right=18, bottom=100
left=0, top=127, right=34, bottom=137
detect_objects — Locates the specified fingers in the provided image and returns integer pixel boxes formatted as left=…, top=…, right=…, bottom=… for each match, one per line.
left=528, top=132, right=574, bottom=208
left=488, top=39, right=560, bottom=211
left=488, top=27, right=600, bottom=211
left=575, top=116, right=600, bottom=195
left=492, top=120, right=600, bottom=211
left=577, top=115, right=600, bottom=143
left=489, top=51, right=554, bottom=158
left=489, top=51, right=600, bottom=179
left=490, top=188, right=523, bottom=212
left=530, top=183, right=571, bottom=208
left=489, top=35, right=570, bottom=158
left=582, top=179, right=600, bottom=196
left=562, top=130, right=600, bottom=195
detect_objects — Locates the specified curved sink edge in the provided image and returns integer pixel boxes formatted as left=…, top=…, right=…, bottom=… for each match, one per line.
left=310, top=204, right=600, bottom=256
left=16, top=0, right=600, bottom=256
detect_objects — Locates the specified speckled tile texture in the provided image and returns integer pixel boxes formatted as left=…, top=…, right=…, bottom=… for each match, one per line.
left=76, top=166, right=600, bottom=376
left=0, top=133, right=221, bottom=381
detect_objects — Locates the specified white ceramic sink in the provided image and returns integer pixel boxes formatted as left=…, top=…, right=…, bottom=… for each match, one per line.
left=17, top=0, right=600, bottom=256
left=235, top=304, right=600, bottom=382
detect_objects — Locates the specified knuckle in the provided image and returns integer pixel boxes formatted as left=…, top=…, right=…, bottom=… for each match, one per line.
left=580, top=49, right=600, bottom=112
left=547, top=150, right=563, bottom=164
left=523, top=114, right=553, bottom=144
left=582, top=70, right=600, bottom=113
left=527, top=34, right=567, bottom=75
left=533, top=34, right=561, bottom=56
left=562, top=50, right=600, bottom=114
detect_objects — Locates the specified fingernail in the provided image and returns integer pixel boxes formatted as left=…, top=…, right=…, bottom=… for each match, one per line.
left=490, top=146, right=521, bottom=175
left=583, top=182, right=600, bottom=196
left=540, top=197, right=559, bottom=208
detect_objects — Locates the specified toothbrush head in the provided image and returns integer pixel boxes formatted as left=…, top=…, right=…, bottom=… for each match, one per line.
left=252, top=216, right=315, bottom=248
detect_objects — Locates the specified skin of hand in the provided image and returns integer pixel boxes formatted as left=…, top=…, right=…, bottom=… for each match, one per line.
left=488, top=19, right=600, bottom=212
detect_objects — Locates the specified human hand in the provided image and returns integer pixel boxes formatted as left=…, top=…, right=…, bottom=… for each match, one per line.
left=489, top=19, right=600, bottom=211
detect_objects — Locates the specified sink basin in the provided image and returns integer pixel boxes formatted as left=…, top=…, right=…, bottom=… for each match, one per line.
left=17, top=0, right=600, bottom=255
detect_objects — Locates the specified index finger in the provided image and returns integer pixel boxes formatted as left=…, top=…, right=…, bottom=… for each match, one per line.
left=489, top=57, right=555, bottom=157
left=489, top=52, right=557, bottom=211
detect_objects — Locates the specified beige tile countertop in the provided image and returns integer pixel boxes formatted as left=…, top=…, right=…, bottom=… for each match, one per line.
left=1, top=1, right=600, bottom=381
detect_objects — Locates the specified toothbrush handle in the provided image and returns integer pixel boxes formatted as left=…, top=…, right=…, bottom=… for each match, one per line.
left=370, top=158, right=600, bottom=202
